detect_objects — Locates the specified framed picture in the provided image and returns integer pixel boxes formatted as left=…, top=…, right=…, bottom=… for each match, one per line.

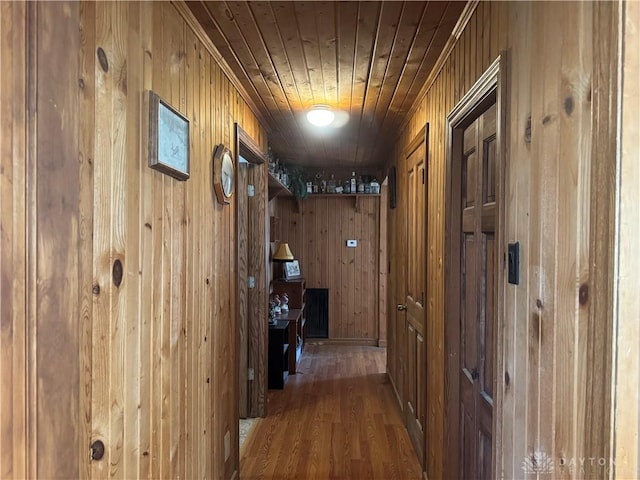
left=283, top=260, right=302, bottom=280
left=148, top=90, right=190, bottom=181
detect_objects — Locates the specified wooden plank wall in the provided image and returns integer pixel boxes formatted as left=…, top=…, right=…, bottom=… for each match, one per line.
left=613, top=0, right=640, bottom=477
left=1, top=3, right=89, bottom=478
left=378, top=185, right=388, bottom=347
left=0, top=1, right=267, bottom=478
left=276, top=196, right=381, bottom=342
left=387, top=1, right=619, bottom=478
left=1, top=3, right=33, bottom=478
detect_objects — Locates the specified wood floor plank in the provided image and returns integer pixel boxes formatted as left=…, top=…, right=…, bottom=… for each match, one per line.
left=240, top=345, right=423, bottom=480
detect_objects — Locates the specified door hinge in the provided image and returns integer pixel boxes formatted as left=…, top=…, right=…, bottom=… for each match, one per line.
left=248, top=276, right=256, bottom=289
left=247, top=184, right=255, bottom=197
left=247, top=368, right=254, bottom=380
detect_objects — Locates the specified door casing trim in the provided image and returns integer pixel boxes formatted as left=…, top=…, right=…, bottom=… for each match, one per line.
left=443, top=52, right=509, bottom=478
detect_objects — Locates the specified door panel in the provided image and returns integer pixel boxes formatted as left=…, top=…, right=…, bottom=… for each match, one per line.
left=461, top=398, right=475, bottom=479
left=416, top=331, right=425, bottom=435
left=407, top=322, right=417, bottom=417
left=458, top=103, right=497, bottom=479
left=483, top=234, right=495, bottom=400
left=461, top=234, right=477, bottom=379
left=406, top=307, right=425, bottom=463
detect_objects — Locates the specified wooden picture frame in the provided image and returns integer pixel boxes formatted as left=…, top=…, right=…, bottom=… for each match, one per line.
left=148, top=90, right=190, bottom=181
left=283, top=260, right=302, bottom=280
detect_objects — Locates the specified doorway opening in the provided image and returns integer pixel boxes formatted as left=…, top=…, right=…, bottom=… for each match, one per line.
left=235, top=124, right=268, bottom=426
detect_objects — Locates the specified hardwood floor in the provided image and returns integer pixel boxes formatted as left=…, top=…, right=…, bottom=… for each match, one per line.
left=240, top=344, right=423, bottom=479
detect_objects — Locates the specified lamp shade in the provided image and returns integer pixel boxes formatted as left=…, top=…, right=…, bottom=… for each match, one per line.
left=273, top=242, right=294, bottom=262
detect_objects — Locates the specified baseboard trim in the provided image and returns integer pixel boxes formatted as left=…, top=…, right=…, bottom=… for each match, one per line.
left=387, top=372, right=403, bottom=411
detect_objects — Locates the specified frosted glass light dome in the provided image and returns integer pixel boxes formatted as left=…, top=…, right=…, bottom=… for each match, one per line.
left=306, top=105, right=335, bottom=127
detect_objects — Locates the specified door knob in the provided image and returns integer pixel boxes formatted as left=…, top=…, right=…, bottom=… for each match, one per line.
left=397, top=304, right=407, bottom=311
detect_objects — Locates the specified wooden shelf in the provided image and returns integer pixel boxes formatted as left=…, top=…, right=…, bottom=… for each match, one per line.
left=268, top=172, right=293, bottom=200
left=304, top=192, right=381, bottom=211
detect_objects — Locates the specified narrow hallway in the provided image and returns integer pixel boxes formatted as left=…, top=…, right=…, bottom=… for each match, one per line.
left=240, top=345, right=422, bottom=480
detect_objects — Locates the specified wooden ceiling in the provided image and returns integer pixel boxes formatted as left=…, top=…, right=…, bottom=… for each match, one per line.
left=187, top=1, right=466, bottom=170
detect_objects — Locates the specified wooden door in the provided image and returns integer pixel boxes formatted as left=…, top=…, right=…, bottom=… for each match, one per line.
left=402, top=127, right=428, bottom=466
left=459, top=104, right=496, bottom=479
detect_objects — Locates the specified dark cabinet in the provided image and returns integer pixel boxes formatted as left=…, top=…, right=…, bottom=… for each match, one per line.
left=272, top=279, right=306, bottom=373
left=268, top=320, right=289, bottom=389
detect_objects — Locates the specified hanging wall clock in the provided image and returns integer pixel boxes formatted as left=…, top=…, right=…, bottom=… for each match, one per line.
left=213, top=144, right=234, bottom=205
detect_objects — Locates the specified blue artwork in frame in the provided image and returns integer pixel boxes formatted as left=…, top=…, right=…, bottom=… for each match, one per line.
left=148, top=91, right=190, bottom=181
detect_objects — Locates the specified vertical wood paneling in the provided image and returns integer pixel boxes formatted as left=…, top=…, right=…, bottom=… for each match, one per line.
left=389, top=2, right=616, bottom=479
left=78, top=2, right=96, bottom=478
left=2, top=3, right=633, bottom=479
left=614, top=0, right=640, bottom=476
left=185, top=23, right=200, bottom=480
left=124, top=3, right=142, bottom=478
left=276, top=196, right=381, bottom=342
left=1, top=2, right=266, bottom=479
left=378, top=185, right=388, bottom=347
left=0, top=3, right=28, bottom=478
left=530, top=3, right=559, bottom=462
left=137, top=3, right=154, bottom=478
left=90, top=3, right=114, bottom=475
left=503, top=2, right=529, bottom=476
left=35, top=3, right=82, bottom=477
left=585, top=1, right=618, bottom=473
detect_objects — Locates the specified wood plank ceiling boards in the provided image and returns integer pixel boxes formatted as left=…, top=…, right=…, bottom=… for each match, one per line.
left=187, top=1, right=466, bottom=170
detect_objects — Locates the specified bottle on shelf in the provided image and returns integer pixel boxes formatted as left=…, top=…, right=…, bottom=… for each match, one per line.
left=350, top=171, right=357, bottom=194
left=370, top=177, right=380, bottom=194
left=328, top=174, right=336, bottom=193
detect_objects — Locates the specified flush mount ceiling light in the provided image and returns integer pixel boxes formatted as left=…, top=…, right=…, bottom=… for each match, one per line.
left=306, top=105, right=335, bottom=127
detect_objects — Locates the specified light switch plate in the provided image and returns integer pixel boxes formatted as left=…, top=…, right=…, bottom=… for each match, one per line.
left=508, top=242, right=520, bottom=285
left=347, top=239, right=357, bottom=247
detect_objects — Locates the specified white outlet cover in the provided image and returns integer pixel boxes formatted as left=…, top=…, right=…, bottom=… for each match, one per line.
left=347, top=239, right=357, bottom=247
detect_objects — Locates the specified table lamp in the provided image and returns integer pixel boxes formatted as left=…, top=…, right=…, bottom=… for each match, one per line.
left=272, top=242, right=294, bottom=280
